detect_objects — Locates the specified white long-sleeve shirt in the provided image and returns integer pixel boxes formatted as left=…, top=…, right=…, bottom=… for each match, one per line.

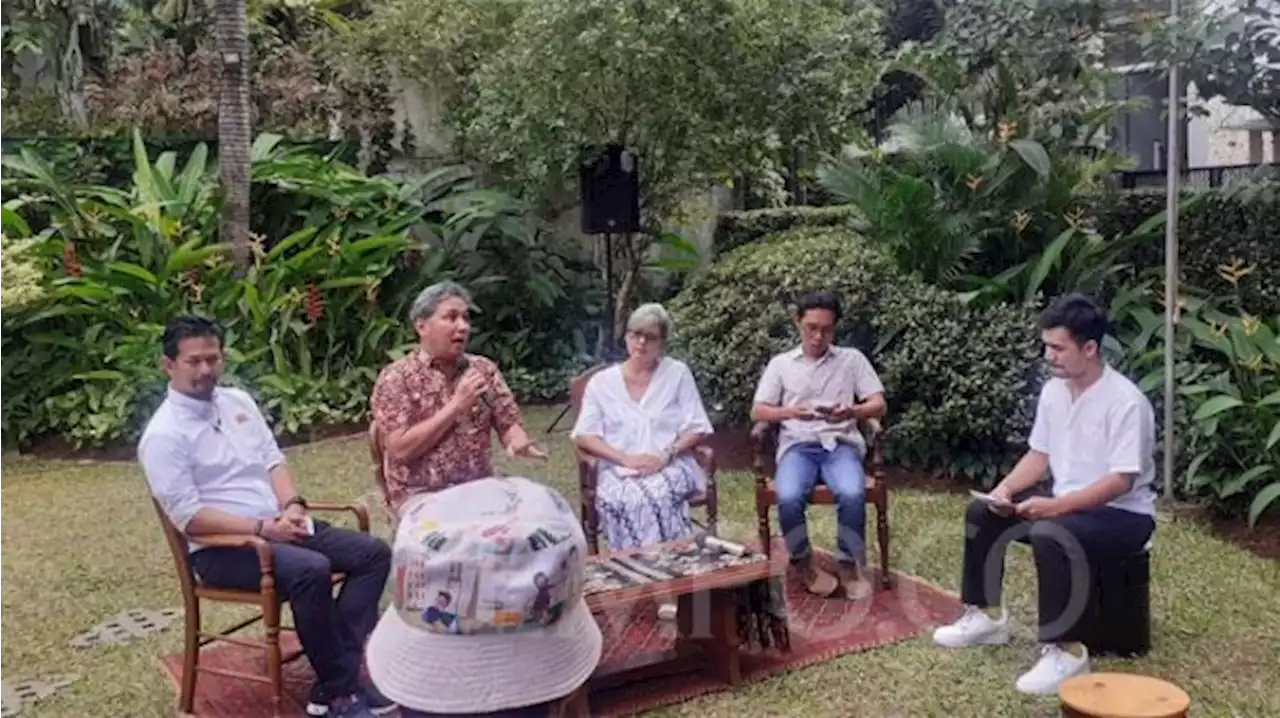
left=138, top=385, right=285, bottom=550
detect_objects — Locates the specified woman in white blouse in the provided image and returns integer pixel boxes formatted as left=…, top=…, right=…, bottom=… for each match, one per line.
left=571, top=303, right=715, bottom=552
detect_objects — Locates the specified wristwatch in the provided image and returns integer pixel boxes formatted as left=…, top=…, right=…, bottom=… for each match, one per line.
left=283, top=496, right=309, bottom=511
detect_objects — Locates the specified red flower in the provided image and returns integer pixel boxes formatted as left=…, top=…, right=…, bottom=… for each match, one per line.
left=306, top=281, right=325, bottom=323
left=63, top=242, right=83, bottom=278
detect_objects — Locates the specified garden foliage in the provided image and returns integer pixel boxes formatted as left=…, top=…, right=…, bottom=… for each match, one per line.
left=0, top=133, right=594, bottom=449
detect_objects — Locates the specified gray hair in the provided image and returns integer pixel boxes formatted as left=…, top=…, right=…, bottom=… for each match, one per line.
left=409, top=280, right=473, bottom=323
left=626, top=302, right=673, bottom=340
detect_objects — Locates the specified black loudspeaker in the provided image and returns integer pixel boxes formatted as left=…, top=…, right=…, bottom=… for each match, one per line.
left=580, top=144, right=640, bottom=234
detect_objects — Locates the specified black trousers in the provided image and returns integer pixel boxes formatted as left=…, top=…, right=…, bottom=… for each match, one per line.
left=189, top=520, right=392, bottom=697
left=960, top=488, right=1154, bottom=643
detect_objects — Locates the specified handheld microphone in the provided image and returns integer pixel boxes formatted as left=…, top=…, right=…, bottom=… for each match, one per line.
left=455, top=356, right=492, bottom=408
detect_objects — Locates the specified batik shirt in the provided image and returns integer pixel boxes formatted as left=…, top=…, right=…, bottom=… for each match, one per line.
left=370, top=349, right=522, bottom=511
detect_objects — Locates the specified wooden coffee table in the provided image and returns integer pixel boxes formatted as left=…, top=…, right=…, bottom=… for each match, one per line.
left=583, top=538, right=790, bottom=690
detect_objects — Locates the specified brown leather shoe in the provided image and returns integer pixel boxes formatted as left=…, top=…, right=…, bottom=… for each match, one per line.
left=837, top=562, right=872, bottom=601
left=796, top=557, right=839, bottom=597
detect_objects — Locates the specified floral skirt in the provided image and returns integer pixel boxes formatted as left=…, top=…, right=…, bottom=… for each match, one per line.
left=596, top=455, right=704, bottom=550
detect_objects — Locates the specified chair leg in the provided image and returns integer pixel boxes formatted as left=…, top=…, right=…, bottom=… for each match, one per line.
left=265, top=601, right=284, bottom=718
left=877, top=494, right=891, bottom=590
left=757, top=502, right=772, bottom=558
left=179, top=600, right=200, bottom=715
left=562, top=684, right=591, bottom=717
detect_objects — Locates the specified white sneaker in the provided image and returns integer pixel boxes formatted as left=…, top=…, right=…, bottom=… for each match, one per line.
left=932, top=605, right=1011, bottom=648
left=657, top=601, right=678, bottom=621
left=1015, top=644, right=1090, bottom=696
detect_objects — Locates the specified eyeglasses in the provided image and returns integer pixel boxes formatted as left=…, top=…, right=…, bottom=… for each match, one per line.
left=626, top=330, right=662, bottom=344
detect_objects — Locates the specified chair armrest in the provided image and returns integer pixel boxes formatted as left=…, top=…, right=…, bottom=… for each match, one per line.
left=192, top=534, right=275, bottom=582
left=750, top=421, right=778, bottom=482
left=310, top=502, right=371, bottom=533
left=857, top=417, right=886, bottom=476
left=689, top=445, right=715, bottom=474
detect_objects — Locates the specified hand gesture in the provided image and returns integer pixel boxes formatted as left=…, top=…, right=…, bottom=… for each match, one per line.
left=986, top=485, right=1016, bottom=516
left=452, top=371, right=488, bottom=413
left=261, top=516, right=308, bottom=543
left=789, top=405, right=817, bottom=421
left=508, top=440, right=549, bottom=461
left=1015, top=496, right=1063, bottom=520
left=624, top=453, right=668, bottom=476
left=282, top=503, right=309, bottom=530
left=825, top=404, right=858, bottom=422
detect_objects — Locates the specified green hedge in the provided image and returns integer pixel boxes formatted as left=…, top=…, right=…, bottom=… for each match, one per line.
left=717, top=186, right=1280, bottom=316
left=1088, top=187, right=1280, bottom=316
left=669, top=228, right=1040, bottom=485
left=712, top=205, right=860, bottom=256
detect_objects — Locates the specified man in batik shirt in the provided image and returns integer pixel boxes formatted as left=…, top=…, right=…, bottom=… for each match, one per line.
left=370, top=281, right=546, bottom=515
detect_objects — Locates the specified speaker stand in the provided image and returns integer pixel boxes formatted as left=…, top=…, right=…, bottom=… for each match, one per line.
left=546, top=232, right=622, bottom=434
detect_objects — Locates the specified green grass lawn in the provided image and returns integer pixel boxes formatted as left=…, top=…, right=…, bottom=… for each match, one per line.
left=3, top=405, right=1279, bottom=717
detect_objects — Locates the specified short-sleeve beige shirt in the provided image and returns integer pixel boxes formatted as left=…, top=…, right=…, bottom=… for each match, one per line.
left=753, top=345, right=885, bottom=462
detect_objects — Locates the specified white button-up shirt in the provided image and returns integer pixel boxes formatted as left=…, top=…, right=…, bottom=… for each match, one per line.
left=753, top=345, right=886, bottom=462
left=1029, top=365, right=1157, bottom=517
left=138, top=386, right=286, bottom=549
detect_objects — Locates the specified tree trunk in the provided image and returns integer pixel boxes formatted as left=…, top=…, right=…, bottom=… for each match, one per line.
left=216, top=0, right=253, bottom=269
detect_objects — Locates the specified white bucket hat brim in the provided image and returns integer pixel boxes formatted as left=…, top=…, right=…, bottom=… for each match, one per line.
left=366, top=596, right=603, bottom=713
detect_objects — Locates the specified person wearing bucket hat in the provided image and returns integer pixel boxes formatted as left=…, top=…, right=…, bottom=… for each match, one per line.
left=366, top=476, right=603, bottom=717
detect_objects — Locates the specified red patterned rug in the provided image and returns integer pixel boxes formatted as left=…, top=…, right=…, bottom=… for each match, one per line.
left=158, top=552, right=961, bottom=717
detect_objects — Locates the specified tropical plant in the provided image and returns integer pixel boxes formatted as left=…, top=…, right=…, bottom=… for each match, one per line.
left=1107, top=276, right=1280, bottom=528
left=1, top=132, right=592, bottom=449
left=816, top=100, right=1121, bottom=291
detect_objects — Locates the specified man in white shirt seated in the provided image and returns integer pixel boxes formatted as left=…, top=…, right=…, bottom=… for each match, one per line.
left=138, top=316, right=395, bottom=718
left=932, top=294, right=1158, bottom=696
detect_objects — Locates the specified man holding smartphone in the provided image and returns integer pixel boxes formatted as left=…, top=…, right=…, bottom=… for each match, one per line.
left=932, top=294, right=1157, bottom=696
left=751, top=290, right=887, bottom=600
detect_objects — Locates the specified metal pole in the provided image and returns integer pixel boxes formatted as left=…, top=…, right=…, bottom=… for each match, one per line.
left=1162, top=0, right=1181, bottom=502
left=604, top=231, right=616, bottom=360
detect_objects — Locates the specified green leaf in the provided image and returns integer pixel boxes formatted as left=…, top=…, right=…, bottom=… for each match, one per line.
left=1, top=205, right=31, bottom=235
left=1192, top=395, right=1245, bottom=421
left=107, top=262, right=160, bottom=286
left=1248, top=482, right=1280, bottom=528
left=318, top=277, right=374, bottom=290
left=72, top=370, right=127, bottom=381
left=1008, top=139, right=1051, bottom=179
left=1218, top=465, right=1273, bottom=499
left=1267, top=421, right=1280, bottom=451
left=1257, top=390, right=1280, bottom=407
left=1023, top=229, right=1075, bottom=304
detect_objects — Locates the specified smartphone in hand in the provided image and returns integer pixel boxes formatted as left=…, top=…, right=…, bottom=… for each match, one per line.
left=969, top=489, right=1013, bottom=508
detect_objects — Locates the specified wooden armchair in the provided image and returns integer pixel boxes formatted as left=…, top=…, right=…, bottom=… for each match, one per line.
left=751, top=419, right=892, bottom=590
left=367, top=421, right=397, bottom=526
left=567, top=364, right=719, bottom=554
left=154, top=499, right=370, bottom=717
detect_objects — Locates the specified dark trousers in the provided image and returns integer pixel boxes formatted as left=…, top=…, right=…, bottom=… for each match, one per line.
left=960, top=488, right=1154, bottom=643
left=400, top=706, right=551, bottom=718
left=190, top=520, right=392, bottom=697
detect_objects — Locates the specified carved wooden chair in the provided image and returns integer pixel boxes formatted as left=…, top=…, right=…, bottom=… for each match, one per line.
left=567, top=364, right=719, bottom=554
left=751, top=419, right=892, bottom=589
left=153, top=498, right=370, bottom=717
left=367, top=421, right=398, bottom=526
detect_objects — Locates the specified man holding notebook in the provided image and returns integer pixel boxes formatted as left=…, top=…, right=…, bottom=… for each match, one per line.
left=932, top=294, right=1157, bottom=696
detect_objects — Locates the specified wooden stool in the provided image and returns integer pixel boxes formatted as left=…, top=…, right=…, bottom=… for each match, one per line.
left=1059, top=673, right=1190, bottom=718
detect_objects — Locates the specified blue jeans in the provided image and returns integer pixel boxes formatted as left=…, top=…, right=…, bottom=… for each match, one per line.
left=775, top=441, right=867, bottom=565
